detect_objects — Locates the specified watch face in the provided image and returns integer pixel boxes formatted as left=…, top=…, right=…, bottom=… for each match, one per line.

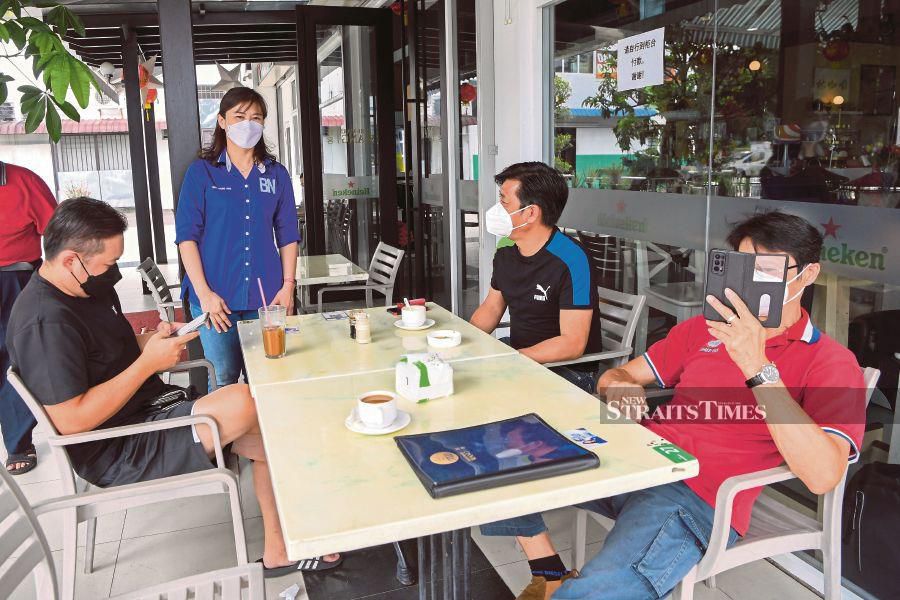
left=761, top=364, right=780, bottom=383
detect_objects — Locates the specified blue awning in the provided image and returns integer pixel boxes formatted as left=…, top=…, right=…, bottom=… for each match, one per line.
left=567, top=107, right=657, bottom=118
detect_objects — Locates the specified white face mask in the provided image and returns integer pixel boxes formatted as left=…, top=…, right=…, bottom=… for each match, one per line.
left=485, top=203, right=529, bottom=237
left=753, top=264, right=810, bottom=305
left=225, top=120, right=264, bottom=149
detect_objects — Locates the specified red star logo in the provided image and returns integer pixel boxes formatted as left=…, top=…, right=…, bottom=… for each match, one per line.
left=616, top=200, right=627, bottom=213
left=821, top=217, right=841, bottom=239
left=348, top=181, right=356, bottom=188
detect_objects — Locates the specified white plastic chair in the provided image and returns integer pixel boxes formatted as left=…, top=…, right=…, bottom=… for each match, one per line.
left=6, top=363, right=246, bottom=600
left=571, top=366, right=881, bottom=600
left=317, top=241, right=405, bottom=311
left=136, top=258, right=181, bottom=323
left=0, top=464, right=263, bottom=600
left=545, top=287, right=647, bottom=373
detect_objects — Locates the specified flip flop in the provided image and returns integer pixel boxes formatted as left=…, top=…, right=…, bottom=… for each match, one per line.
left=256, top=555, right=343, bottom=578
left=6, top=447, right=37, bottom=476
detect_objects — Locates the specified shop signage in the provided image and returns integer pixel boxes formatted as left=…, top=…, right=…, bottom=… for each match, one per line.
left=323, top=175, right=378, bottom=200
left=812, top=68, right=850, bottom=104
left=616, top=27, right=665, bottom=92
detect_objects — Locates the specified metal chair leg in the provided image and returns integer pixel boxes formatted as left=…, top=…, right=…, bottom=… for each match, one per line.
left=394, top=541, right=415, bottom=585
left=83, top=515, right=97, bottom=574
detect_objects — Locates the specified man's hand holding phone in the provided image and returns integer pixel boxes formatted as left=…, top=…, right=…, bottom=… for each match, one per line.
left=705, top=288, right=769, bottom=379
left=138, top=322, right=200, bottom=373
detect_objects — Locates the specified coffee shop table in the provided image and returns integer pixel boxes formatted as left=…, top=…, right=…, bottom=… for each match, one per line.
left=251, top=353, right=699, bottom=599
left=237, top=303, right=517, bottom=392
left=296, top=253, right=369, bottom=311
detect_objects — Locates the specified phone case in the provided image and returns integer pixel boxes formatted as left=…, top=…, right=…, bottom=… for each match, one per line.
left=703, top=250, right=787, bottom=328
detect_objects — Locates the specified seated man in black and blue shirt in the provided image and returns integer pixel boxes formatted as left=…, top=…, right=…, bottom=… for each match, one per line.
left=470, top=161, right=603, bottom=393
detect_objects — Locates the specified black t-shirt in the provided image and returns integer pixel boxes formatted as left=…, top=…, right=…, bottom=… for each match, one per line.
left=491, top=229, right=603, bottom=357
left=6, top=273, right=168, bottom=482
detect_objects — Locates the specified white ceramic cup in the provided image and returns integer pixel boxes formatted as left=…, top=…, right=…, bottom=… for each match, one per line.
left=401, top=305, right=427, bottom=327
left=356, top=391, right=398, bottom=429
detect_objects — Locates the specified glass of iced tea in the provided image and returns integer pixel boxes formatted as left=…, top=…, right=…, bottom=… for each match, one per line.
left=258, top=305, right=287, bottom=359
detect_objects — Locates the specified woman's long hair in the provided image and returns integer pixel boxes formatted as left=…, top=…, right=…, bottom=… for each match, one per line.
left=199, top=87, right=277, bottom=165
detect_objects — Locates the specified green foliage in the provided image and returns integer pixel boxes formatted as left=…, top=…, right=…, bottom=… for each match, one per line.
left=553, top=75, right=573, bottom=174
left=1, top=0, right=96, bottom=141
left=583, top=27, right=777, bottom=169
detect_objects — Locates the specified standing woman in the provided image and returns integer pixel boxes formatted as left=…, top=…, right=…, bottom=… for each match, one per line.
left=175, top=87, right=300, bottom=388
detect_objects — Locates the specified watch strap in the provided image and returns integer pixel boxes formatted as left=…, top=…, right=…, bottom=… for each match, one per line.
left=745, top=374, right=766, bottom=388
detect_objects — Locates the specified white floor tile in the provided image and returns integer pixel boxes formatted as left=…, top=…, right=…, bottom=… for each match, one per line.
left=714, top=559, right=821, bottom=600
left=121, top=493, right=235, bottom=540
left=239, top=459, right=262, bottom=520
left=18, top=479, right=124, bottom=552
left=110, top=521, right=244, bottom=596
left=7, top=541, right=119, bottom=600
left=0, top=437, right=61, bottom=486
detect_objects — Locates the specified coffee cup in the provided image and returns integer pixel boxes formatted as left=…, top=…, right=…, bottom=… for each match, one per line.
left=356, top=391, right=398, bottom=429
left=401, top=305, right=427, bottom=328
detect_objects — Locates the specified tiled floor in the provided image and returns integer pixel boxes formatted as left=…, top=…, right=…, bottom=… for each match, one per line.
left=3, top=266, right=826, bottom=599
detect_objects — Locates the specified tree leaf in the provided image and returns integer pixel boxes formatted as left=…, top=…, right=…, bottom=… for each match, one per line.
left=48, top=54, right=69, bottom=103
left=52, top=97, right=80, bottom=122
left=5, top=20, right=25, bottom=49
left=44, top=100, right=61, bottom=142
left=69, top=58, right=96, bottom=108
left=0, top=80, right=7, bottom=105
left=24, top=96, right=46, bottom=134
left=0, top=23, right=9, bottom=43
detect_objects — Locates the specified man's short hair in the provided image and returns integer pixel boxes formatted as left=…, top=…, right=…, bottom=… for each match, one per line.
left=726, top=211, right=823, bottom=268
left=43, top=197, right=128, bottom=261
left=494, top=161, right=568, bottom=227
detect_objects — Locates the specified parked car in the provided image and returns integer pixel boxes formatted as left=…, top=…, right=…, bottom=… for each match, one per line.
left=724, top=147, right=773, bottom=177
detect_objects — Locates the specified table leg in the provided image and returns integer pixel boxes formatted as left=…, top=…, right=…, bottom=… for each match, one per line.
left=418, top=529, right=473, bottom=600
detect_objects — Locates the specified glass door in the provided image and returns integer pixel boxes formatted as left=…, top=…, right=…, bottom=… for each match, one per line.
left=296, top=6, right=398, bottom=276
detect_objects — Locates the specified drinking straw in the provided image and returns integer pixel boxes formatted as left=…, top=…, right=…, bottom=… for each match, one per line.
left=257, top=278, right=269, bottom=308
left=404, top=297, right=411, bottom=308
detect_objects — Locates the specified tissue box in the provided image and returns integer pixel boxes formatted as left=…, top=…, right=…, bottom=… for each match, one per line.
left=395, top=353, right=454, bottom=403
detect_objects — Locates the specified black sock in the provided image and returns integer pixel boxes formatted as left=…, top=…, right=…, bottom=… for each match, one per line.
left=528, top=555, right=567, bottom=581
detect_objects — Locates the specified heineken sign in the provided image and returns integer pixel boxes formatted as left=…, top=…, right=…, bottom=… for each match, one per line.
left=322, top=175, right=378, bottom=200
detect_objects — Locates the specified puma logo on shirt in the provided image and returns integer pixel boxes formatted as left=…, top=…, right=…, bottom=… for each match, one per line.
left=534, top=284, right=551, bottom=301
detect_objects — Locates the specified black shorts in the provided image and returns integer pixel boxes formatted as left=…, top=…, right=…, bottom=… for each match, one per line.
left=91, top=400, right=216, bottom=488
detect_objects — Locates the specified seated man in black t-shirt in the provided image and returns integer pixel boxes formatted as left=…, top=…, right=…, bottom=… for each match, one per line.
left=5, top=198, right=340, bottom=577
left=470, top=162, right=603, bottom=393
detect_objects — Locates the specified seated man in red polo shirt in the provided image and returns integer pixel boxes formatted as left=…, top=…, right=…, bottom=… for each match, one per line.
left=478, top=211, right=866, bottom=600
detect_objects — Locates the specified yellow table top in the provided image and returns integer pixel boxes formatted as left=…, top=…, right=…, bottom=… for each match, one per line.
left=237, top=303, right=517, bottom=391
left=253, top=354, right=699, bottom=559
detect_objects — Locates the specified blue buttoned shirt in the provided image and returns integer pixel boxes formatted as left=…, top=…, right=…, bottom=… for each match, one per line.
left=175, top=152, right=300, bottom=311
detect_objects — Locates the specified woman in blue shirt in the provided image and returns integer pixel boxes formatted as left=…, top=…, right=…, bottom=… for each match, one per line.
left=175, top=87, right=300, bottom=389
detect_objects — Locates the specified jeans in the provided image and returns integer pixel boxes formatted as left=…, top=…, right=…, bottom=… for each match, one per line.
left=497, top=337, right=597, bottom=395
left=0, top=271, right=37, bottom=455
left=190, top=302, right=259, bottom=390
left=480, top=481, right=739, bottom=600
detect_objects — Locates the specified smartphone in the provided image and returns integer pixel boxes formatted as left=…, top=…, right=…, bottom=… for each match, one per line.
left=703, top=250, right=788, bottom=328
left=175, top=312, right=209, bottom=336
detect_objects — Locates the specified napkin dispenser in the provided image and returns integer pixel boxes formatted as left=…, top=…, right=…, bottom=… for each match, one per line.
left=395, top=353, right=454, bottom=403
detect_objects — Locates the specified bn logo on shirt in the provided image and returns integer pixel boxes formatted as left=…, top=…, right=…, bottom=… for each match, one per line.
left=259, top=178, right=276, bottom=194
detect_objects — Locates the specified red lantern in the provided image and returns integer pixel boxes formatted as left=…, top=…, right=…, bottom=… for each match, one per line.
left=822, top=39, right=849, bottom=62
left=145, top=88, right=158, bottom=104
left=460, top=82, right=477, bottom=105
left=390, top=1, right=402, bottom=16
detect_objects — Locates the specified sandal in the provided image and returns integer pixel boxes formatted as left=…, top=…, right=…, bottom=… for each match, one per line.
left=256, top=554, right=343, bottom=578
left=6, top=446, right=37, bottom=476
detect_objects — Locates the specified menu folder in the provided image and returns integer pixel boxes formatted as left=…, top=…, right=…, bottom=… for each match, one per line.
left=395, top=413, right=600, bottom=498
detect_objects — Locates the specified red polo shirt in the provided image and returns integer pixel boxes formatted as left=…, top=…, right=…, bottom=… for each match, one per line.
left=642, top=310, right=865, bottom=535
left=0, top=162, right=58, bottom=266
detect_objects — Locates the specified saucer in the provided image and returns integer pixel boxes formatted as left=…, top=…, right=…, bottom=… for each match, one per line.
left=394, top=318, right=436, bottom=331
left=345, top=409, right=411, bottom=435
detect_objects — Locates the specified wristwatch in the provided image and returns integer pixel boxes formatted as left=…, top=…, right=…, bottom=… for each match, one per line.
left=746, top=363, right=780, bottom=388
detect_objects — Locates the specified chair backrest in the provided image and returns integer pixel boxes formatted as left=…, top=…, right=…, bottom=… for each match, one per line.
left=136, top=258, right=173, bottom=305
left=367, top=242, right=405, bottom=286
left=578, top=231, right=624, bottom=291
left=5, top=369, right=79, bottom=495
left=0, top=459, right=58, bottom=599
left=596, top=287, right=646, bottom=354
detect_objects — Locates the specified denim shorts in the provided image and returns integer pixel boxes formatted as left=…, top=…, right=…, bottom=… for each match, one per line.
left=480, top=481, right=739, bottom=600
left=190, top=302, right=259, bottom=390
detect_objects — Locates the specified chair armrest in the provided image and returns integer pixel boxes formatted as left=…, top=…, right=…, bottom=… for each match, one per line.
left=158, top=301, right=182, bottom=308
left=545, top=348, right=632, bottom=368
left=47, top=415, right=226, bottom=467
left=31, top=468, right=238, bottom=517
left=700, top=465, right=796, bottom=571
left=160, top=359, right=218, bottom=392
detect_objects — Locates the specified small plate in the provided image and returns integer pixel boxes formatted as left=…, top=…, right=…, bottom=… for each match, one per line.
left=427, top=329, right=461, bottom=348
left=394, top=319, right=435, bottom=331
left=345, top=409, right=411, bottom=435
left=394, top=318, right=436, bottom=331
